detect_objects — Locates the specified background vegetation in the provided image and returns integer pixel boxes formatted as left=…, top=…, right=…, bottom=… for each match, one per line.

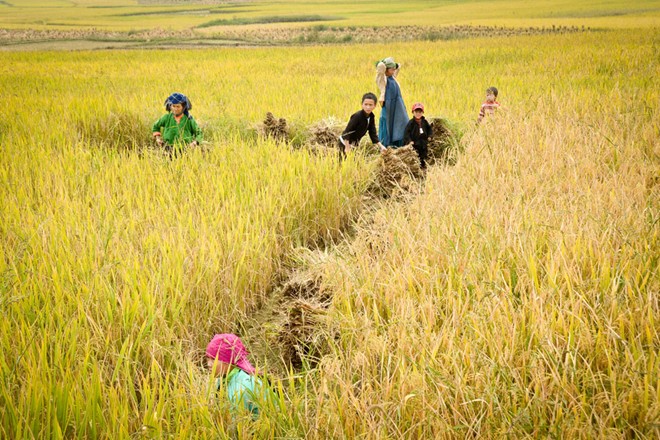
left=1, top=0, right=659, bottom=31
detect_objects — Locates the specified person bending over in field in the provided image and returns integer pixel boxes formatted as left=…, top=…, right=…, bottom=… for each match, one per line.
left=477, top=86, right=500, bottom=123
left=338, top=92, right=386, bottom=162
left=206, top=333, right=273, bottom=419
left=152, top=92, right=202, bottom=156
left=375, top=57, right=408, bottom=147
left=403, top=102, right=433, bottom=170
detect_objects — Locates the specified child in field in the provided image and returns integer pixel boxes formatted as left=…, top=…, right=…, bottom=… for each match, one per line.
left=206, top=333, right=270, bottom=418
left=477, top=86, right=500, bottom=123
left=152, top=92, right=203, bottom=155
left=403, top=102, right=432, bottom=170
left=339, top=92, right=386, bottom=162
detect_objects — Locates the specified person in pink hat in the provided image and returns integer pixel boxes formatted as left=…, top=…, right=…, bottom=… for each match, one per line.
left=205, top=333, right=269, bottom=417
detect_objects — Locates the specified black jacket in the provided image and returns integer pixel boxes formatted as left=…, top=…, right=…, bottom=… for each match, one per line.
left=403, top=116, right=432, bottom=147
left=341, top=110, right=379, bottom=145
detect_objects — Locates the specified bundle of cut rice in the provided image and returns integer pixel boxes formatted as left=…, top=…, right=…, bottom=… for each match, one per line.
left=373, top=146, right=424, bottom=197
left=427, top=117, right=458, bottom=165
left=308, top=116, right=343, bottom=147
left=277, top=298, right=329, bottom=369
left=275, top=273, right=332, bottom=369
left=257, top=112, right=289, bottom=141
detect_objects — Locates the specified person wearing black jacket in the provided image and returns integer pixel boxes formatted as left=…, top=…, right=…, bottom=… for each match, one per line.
left=404, top=102, right=433, bottom=169
left=339, top=92, right=386, bottom=162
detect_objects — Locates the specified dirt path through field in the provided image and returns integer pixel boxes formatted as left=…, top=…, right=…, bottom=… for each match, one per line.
left=241, top=137, right=461, bottom=376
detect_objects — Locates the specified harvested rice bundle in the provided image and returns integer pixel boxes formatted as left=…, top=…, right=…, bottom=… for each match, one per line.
left=275, top=272, right=333, bottom=369
left=394, top=145, right=424, bottom=179
left=426, top=117, right=459, bottom=165
left=278, top=298, right=330, bottom=369
left=257, top=112, right=289, bottom=141
left=307, top=116, right=343, bottom=147
left=373, top=146, right=424, bottom=197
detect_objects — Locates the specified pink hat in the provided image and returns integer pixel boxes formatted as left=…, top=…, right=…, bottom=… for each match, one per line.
left=411, top=102, right=425, bottom=112
left=205, top=334, right=256, bottom=375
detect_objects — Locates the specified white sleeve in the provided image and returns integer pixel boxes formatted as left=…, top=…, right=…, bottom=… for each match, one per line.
left=375, top=62, right=387, bottom=102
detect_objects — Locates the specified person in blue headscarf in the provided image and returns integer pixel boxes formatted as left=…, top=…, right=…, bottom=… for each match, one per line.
left=375, top=58, right=408, bottom=148
left=152, top=92, right=203, bottom=155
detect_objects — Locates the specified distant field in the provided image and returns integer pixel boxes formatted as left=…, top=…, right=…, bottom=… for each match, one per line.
left=1, top=0, right=659, bottom=32
left=2, top=0, right=659, bottom=50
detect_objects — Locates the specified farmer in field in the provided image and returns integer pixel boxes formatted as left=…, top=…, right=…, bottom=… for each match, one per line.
left=376, top=57, right=408, bottom=147
left=339, top=92, right=386, bottom=162
left=477, top=86, right=500, bottom=123
left=152, top=92, right=202, bottom=156
left=403, top=102, right=433, bottom=170
left=206, top=333, right=272, bottom=419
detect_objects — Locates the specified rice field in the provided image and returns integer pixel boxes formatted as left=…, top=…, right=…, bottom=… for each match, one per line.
left=1, top=0, right=658, bottom=31
left=1, top=3, right=659, bottom=439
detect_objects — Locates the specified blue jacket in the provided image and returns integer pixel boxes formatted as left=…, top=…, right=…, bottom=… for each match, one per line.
left=379, top=76, right=408, bottom=145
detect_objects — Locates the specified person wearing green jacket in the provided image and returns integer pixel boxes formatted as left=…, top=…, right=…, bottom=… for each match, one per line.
left=205, top=333, right=273, bottom=419
left=152, top=92, right=202, bottom=155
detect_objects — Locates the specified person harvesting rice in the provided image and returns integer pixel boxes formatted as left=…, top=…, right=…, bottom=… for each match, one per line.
left=205, top=333, right=273, bottom=419
left=338, top=92, right=386, bottom=162
left=152, top=92, right=202, bottom=156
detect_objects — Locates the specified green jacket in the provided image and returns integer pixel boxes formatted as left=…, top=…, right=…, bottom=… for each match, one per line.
left=152, top=113, right=202, bottom=145
left=215, top=368, right=270, bottom=418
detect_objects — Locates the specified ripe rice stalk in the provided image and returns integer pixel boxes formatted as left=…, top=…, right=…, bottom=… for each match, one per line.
left=77, top=112, right=152, bottom=150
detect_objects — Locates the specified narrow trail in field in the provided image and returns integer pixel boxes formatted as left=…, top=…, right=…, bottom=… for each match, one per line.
left=242, top=116, right=462, bottom=376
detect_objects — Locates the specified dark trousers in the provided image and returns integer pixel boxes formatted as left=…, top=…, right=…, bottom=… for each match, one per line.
left=413, top=142, right=428, bottom=169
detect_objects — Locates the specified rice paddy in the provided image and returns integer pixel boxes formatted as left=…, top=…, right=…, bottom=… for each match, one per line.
left=1, top=1, right=659, bottom=438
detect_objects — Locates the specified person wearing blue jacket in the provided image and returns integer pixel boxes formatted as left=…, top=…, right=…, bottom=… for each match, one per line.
left=375, top=57, right=408, bottom=147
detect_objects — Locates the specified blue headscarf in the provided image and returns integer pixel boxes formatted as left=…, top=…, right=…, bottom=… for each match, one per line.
left=164, top=93, right=192, bottom=116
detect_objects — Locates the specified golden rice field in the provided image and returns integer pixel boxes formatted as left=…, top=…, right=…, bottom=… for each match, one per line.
left=2, top=0, right=658, bottom=50
left=1, top=20, right=659, bottom=440
left=1, top=0, right=659, bottom=30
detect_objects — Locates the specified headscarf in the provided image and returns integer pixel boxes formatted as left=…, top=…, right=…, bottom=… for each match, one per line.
left=205, top=334, right=256, bottom=375
left=375, top=57, right=399, bottom=70
left=375, top=57, right=401, bottom=102
left=164, top=92, right=192, bottom=116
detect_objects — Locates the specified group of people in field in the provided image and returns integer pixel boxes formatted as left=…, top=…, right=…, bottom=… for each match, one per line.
left=155, top=59, right=501, bottom=419
left=152, top=56, right=501, bottom=167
